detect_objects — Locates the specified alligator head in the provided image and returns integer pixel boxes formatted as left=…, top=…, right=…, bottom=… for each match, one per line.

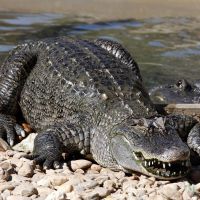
left=149, top=79, right=200, bottom=104
left=110, top=117, right=190, bottom=180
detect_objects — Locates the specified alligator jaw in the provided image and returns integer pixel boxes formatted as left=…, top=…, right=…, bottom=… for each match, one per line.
left=133, top=152, right=191, bottom=180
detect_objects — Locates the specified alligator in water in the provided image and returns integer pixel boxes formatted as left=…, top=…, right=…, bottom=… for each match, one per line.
left=149, top=79, right=200, bottom=104
left=0, top=37, right=200, bottom=180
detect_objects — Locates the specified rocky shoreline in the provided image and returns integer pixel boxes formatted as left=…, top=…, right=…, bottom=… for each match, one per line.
left=0, top=140, right=200, bottom=200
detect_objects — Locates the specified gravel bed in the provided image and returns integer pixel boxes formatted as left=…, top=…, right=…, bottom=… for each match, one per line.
left=0, top=148, right=200, bottom=200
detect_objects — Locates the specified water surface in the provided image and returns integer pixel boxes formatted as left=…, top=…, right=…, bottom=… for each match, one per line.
left=0, top=12, right=199, bottom=89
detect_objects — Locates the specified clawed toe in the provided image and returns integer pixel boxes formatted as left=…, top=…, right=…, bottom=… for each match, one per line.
left=24, top=154, right=62, bottom=169
left=15, top=124, right=26, bottom=137
left=0, top=114, right=26, bottom=146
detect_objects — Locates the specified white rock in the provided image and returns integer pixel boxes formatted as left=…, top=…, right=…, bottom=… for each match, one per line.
left=1, top=189, right=11, bottom=200
left=11, top=174, right=30, bottom=183
left=36, top=186, right=55, bottom=197
left=13, top=152, right=27, bottom=159
left=115, top=171, right=125, bottom=179
left=37, top=174, right=68, bottom=187
left=0, top=152, right=7, bottom=162
left=6, top=150, right=15, bottom=157
left=95, top=175, right=109, bottom=185
left=70, top=159, right=92, bottom=171
left=75, top=169, right=85, bottom=174
left=45, top=190, right=66, bottom=200
left=13, top=133, right=37, bottom=153
left=66, top=191, right=82, bottom=200
left=0, top=167, right=10, bottom=181
left=0, top=182, right=15, bottom=193
left=9, top=157, right=23, bottom=168
left=159, top=183, right=181, bottom=200
left=18, top=160, right=35, bottom=177
left=74, top=180, right=98, bottom=192
left=56, top=182, right=73, bottom=193
left=90, top=164, right=102, bottom=172
left=138, top=177, right=155, bottom=188
left=183, top=190, right=193, bottom=200
left=86, top=169, right=99, bottom=174
left=12, top=183, right=38, bottom=197
left=92, top=187, right=110, bottom=198
left=103, top=180, right=116, bottom=191
left=32, top=172, right=45, bottom=182
left=191, top=196, right=198, bottom=200
left=108, top=193, right=127, bottom=200
left=122, top=180, right=138, bottom=192
left=80, top=190, right=99, bottom=200
left=195, top=183, right=200, bottom=193
left=0, top=161, right=13, bottom=170
left=0, top=138, right=11, bottom=152
left=68, top=174, right=85, bottom=186
left=154, top=195, right=168, bottom=200
left=7, top=196, right=31, bottom=200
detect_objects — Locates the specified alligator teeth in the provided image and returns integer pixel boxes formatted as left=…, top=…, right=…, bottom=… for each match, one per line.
left=163, top=163, right=166, bottom=169
left=186, top=160, right=190, bottom=167
left=172, top=172, right=177, bottom=176
left=138, top=152, right=190, bottom=178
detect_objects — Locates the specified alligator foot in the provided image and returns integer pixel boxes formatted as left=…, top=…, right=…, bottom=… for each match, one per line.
left=0, top=114, right=25, bottom=146
left=25, top=131, right=63, bottom=169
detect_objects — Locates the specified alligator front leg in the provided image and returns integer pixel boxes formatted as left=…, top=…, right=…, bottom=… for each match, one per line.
left=26, top=122, right=90, bottom=169
left=0, top=44, right=38, bottom=145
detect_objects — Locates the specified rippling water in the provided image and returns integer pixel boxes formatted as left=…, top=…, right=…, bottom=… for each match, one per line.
left=0, top=12, right=199, bottom=88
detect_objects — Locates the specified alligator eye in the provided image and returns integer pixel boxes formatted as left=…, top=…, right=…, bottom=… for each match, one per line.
left=176, top=80, right=183, bottom=88
left=134, top=152, right=143, bottom=160
left=176, top=79, right=192, bottom=91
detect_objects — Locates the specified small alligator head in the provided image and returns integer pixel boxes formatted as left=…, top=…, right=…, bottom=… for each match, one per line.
left=149, top=79, right=200, bottom=104
left=110, top=117, right=190, bottom=180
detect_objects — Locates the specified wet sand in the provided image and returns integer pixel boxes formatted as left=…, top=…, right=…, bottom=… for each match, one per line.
left=0, top=0, right=200, bottom=21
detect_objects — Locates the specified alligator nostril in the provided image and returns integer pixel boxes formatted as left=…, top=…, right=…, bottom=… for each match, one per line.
left=180, top=150, right=190, bottom=160
left=173, top=148, right=190, bottom=161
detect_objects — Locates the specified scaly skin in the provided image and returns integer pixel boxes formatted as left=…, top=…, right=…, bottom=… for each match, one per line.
left=0, top=36, right=199, bottom=179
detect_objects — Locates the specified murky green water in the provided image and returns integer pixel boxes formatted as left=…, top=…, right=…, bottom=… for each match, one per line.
left=0, top=12, right=199, bottom=89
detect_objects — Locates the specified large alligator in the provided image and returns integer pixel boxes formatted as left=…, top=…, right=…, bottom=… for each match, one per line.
left=149, top=79, right=200, bottom=104
left=0, top=37, right=199, bottom=180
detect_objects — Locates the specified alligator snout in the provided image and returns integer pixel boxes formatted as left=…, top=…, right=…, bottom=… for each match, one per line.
left=161, top=145, right=190, bottom=162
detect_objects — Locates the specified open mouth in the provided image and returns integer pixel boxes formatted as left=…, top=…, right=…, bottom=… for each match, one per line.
left=134, top=152, right=191, bottom=178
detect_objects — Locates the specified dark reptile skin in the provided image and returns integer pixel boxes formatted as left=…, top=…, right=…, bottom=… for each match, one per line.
left=19, top=37, right=156, bottom=130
